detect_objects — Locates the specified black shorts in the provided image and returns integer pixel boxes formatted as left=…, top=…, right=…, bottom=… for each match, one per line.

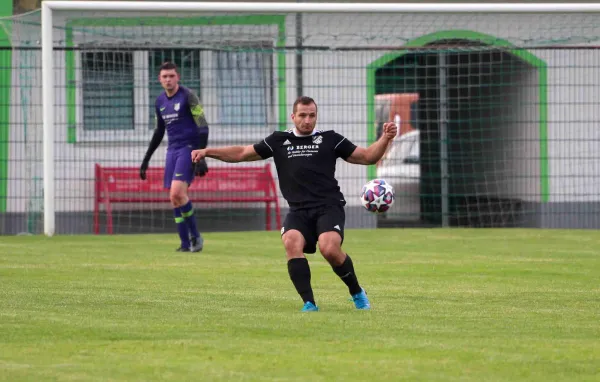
left=281, top=204, right=345, bottom=254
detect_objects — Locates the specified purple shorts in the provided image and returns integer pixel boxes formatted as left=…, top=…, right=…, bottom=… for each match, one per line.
left=164, top=146, right=194, bottom=189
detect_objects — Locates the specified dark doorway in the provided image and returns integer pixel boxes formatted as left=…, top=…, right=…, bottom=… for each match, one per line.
left=374, top=40, right=539, bottom=227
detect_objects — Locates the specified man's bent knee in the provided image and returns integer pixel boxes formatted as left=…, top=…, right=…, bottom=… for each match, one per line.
left=318, top=232, right=344, bottom=265
left=282, top=230, right=306, bottom=259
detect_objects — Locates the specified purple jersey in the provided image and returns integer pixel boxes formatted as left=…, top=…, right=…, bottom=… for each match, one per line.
left=155, top=86, right=208, bottom=149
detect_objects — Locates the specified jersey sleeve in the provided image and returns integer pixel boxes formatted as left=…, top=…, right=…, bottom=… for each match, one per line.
left=187, top=90, right=209, bottom=128
left=253, top=133, right=276, bottom=159
left=142, top=104, right=166, bottom=163
left=155, top=103, right=166, bottom=133
left=333, top=132, right=357, bottom=159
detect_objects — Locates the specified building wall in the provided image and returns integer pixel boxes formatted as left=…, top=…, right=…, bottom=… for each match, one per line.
left=5, top=10, right=600, bottom=229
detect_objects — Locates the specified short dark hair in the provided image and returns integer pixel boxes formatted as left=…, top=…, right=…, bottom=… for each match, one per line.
left=159, top=61, right=179, bottom=74
left=293, top=96, right=317, bottom=113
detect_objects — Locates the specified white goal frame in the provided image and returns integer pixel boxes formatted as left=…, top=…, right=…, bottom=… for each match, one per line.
left=41, top=1, right=600, bottom=236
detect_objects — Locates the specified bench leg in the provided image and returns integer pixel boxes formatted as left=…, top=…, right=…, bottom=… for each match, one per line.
left=94, top=201, right=99, bottom=235
left=275, top=202, right=282, bottom=231
left=106, top=201, right=113, bottom=235
left=266, top=202, right=272, bottom=231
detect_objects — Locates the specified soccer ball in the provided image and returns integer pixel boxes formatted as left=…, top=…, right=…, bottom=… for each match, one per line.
left=360, top=179, right=395, bottom=213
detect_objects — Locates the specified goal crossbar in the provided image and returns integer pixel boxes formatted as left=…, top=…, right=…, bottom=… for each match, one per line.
left=41, top=1, right=600, bottom=236
left=43, top=2, right=600, bottom=13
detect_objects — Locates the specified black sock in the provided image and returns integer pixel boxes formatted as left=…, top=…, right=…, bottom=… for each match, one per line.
left=332, top=254, right=362, bottom=295
left=287, top=258, right=315, bottom=305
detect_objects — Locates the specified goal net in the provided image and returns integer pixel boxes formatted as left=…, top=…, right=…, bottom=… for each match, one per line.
left=4, top=4, right=600, bottom=235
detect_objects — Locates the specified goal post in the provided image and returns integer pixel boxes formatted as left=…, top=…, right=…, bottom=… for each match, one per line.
left=38, top=2, right=600, bottom=236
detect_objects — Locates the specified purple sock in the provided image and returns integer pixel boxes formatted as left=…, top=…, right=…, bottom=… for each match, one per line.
left=180, top=201, right=200, bottom=239
left=174, top=208, right=190, bottom=248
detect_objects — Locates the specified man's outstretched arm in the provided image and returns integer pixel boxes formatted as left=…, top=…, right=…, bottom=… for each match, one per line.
left=192, top=145, right=262, bottom=163
left=344, top=122, right=397, bottom=165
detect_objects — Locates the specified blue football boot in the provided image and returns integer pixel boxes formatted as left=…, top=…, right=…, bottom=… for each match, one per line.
left=301, top=301, right=319, bottom=312
left=351, top=288, right=371, bottom=310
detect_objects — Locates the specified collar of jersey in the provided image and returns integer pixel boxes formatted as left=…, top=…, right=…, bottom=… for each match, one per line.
left=291, top=127, right=319, bottom=137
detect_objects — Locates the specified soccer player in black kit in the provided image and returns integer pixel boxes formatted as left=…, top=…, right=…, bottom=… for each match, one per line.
left=191, top=96, right=398, bottom=311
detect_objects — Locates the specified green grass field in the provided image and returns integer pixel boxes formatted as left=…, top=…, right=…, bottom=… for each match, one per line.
left=1, top=229, right=599, bottom=381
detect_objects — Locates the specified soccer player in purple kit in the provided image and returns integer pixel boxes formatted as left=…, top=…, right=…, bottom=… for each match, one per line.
left=140, top=62, right=209, bottom=253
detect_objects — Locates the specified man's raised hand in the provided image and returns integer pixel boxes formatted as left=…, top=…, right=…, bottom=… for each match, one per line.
left=382, top=122, right=398, bottom=140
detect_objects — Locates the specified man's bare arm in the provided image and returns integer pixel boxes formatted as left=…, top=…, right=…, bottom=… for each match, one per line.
left=344, top=137, right=392, bottom=165
left=192, top=145, right=262, bottom=163
left=344, top=122, right=398, bottom=165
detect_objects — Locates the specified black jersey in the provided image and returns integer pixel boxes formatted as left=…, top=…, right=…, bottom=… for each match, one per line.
left=253, top=129, right=357, bottom=210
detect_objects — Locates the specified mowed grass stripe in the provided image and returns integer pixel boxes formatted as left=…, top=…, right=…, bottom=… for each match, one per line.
left=0, top=229, right=599, bottom=381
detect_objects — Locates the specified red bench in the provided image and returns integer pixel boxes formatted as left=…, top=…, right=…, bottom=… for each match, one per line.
left=94, top=163, right=282, bottom=234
